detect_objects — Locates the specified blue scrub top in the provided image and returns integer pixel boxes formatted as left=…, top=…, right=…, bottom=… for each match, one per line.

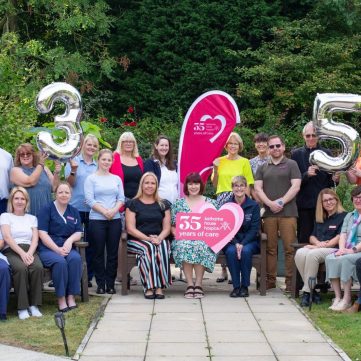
left=38, top=202, right=82, bottom=250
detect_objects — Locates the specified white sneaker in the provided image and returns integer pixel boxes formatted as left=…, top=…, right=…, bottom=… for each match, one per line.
left=29, top=305, right=43, bottom=317
left=328, top=298, right=341, bottom=310
left=332, top=300, right=352, bottom=312
left=18, top=309, right=30, bottom=320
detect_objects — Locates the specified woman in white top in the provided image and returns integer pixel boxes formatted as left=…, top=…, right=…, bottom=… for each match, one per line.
left=144, top=135, right=178, bottom=204
left=0, top=187, right=43, bottom=320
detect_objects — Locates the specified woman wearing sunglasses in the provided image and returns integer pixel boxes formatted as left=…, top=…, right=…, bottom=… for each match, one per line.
left=10, top=143, right=61, bottom=217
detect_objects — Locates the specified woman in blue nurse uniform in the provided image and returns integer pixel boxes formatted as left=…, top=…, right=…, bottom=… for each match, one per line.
left=38, top=182, right=82, bottom=312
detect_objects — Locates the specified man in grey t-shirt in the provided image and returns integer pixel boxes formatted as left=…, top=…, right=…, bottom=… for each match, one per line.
left=255, top=135, right=301, bottom=292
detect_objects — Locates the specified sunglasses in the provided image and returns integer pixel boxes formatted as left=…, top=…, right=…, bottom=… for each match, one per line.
left=305, top=134, right=317, bottom=139
left=19, top=152, right=33, bottom=158
left=269, top=144, right=282, bottom=149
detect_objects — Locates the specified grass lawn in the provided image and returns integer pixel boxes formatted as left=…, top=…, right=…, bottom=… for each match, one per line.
left=0, top=291, right=105, bottom=357
left=302, top=293, right=361, bottom=361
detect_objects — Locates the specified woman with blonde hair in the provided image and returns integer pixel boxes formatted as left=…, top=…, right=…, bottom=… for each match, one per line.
left=126, top=172, right=171, bottom=299
left=85, top=149, right=124, bottom=294
left=65, top=134, right=99, bottom=287
left=295, top=188, right=346, bottom=307
left=212, top=132, right=254, bottom=282
left=0, top=186, right=43, bottom=319
left=110, top=131, right=144, bottom=201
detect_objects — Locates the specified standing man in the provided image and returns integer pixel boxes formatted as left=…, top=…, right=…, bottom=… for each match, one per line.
left=0, top=147, right=13, bottom=214
left=291, top=122, right=337, bottom=244
left=255, top=135, right=301, bottom=291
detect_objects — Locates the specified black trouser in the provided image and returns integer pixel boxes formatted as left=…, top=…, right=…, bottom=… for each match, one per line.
left=89, top=218, right=122, bottom=289
left=79, top=211, right=93, bottom=280
left=297, top=208, right=315, bottom=244
left=356, top=258, right=361, bottom=304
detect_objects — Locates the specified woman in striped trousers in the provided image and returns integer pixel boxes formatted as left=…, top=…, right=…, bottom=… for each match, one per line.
left=126, top=172, right=172, bottom=299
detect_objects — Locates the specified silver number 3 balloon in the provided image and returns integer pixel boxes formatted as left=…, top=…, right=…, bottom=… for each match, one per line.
left=36, top=82, right=84, bottom=162
left=309, top=93, right=361, bottom=172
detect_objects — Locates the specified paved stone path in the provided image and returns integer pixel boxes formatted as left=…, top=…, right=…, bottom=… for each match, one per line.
left=78, top=267, right=350, bottom=361
left=0, top=266, right=351, bottom=360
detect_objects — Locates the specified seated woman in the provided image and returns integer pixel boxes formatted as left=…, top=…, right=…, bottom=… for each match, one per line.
left=223, top=176, right=260, bottom=298
left=126, top=172, right=171, bottom=299
left=38, top=182, right=82, bottom=312
left=171, top=172, right=218, bottom=299
left=325, top=185, right=361, bottom=311
left=295, top=189, right=346, bottom=307
left=0, top=187, right=43, bottom=320
left=0, top=230, right=11, bottom=321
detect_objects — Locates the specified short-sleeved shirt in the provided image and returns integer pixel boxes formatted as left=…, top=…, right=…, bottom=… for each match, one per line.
left=65, top=154, right=97, bottom=212
left=0, top=212, right=37, bottom=248
left=341, top=211, right=361, bottom=245
left=38, top=202, right=82, bottom=249
left=215, top=156, right=254, bottom=194
left=127, top=199, right=170, bottom=241
left=255, top=157, right=301, bottom=217
left=250, top=155, right=270, bottom=176
left=311, top=212, right=347, bottom=246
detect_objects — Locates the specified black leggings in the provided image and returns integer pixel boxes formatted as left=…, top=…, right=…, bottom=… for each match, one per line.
left=89, top=219, right=122, bottom=289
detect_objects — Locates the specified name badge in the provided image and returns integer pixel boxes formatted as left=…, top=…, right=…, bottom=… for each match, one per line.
left=329, top=225, right=336, bottom=229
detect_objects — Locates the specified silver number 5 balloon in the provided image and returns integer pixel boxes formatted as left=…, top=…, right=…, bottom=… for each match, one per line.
left=309, top=93, right=361, bottom=172
left=36, top=82, right=84, bottom=162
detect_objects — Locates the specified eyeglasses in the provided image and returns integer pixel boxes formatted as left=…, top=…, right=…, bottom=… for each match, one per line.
left=322, top=197, right=336, bottom=204
left=19, top=152, right=33, bottom=158
left=232, top=184, right=246, bottom=189
left=227, top=142, right=239, bottom=146
left=353, top=196, right=361, bottom=201
left=269, top=144, right=282, bottom=149
left=305, top=134, right=317, bottom=139
left=122, top=141, right=134, bottom=144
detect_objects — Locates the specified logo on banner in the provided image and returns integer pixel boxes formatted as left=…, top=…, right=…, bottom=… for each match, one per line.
left=175, top=203, right=244, bottom=253
left=178, top=90, right=240, bottom=196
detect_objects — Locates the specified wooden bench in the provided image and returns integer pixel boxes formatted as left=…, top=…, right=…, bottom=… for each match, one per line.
left=120, top=232, right=267, bottom=296
left=291, top=243, right=327, bottom=299
left=42, top=241, right=89, bottom=302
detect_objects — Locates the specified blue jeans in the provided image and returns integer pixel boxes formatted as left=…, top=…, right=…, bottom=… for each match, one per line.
left=223, top=242, right=260, bottom=288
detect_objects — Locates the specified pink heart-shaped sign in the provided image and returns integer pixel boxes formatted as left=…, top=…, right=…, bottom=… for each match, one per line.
left=175, top=202, right=244, bottom=253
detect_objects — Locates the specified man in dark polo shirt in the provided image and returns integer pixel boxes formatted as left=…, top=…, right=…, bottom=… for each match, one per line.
left=291, top=121, right=338, bottom=244
left=255, top=135, right=301, bottom=291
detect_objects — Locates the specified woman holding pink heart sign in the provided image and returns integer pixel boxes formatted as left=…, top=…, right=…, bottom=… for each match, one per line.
left=223, top=176, right=261, bottom=298
left=171, top=172, right=219, bottom=299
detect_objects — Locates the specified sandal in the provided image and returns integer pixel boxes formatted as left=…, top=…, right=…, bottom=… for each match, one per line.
left=184, top=286, right=194, bottom=299
left=194, top=286, right=205, bottom=299
left=216, top=276, right=228, bottom=283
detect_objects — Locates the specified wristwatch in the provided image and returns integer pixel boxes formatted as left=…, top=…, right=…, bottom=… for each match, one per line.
left=70, top=171, right=76, bottom=176
left=352, top=246, right=358, bottom=253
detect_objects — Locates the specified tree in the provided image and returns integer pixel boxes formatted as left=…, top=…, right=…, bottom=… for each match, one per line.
left=233, top=0, right=361, bottom=139
left=0, top=0, right=122, bottom=152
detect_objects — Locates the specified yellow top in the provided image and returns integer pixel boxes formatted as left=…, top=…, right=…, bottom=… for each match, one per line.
left=215, top=156, right=254, bottom=194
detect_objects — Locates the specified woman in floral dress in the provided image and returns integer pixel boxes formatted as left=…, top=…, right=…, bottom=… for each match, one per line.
left=171, top=172, right=218, bottom=299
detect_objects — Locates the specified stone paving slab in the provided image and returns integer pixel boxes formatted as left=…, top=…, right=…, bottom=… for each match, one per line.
left=148, top=330, right=206, bottom=342
left=211, top=342, right=274, bottom=356
left=146, top=342, right=209, bottom=357
left=90, top=329, right=149, bottom=343
left=263, top=330, right=326, bottom=343
left=207, top=330, right=267, bottom=343
left=82, top=342, right=147, bottom=357
left=211, top=357, right=277, bottom=361
left=271, top=342, right=340, bottom=356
